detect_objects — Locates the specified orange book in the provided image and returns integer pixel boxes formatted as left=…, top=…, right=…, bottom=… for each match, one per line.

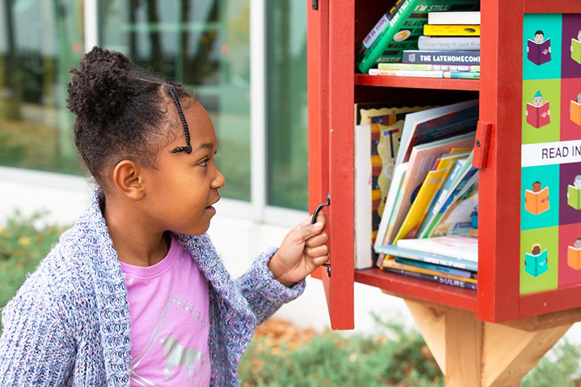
left=525, top=187, right=549, bottom=215
left=571, top=100, right=581, bottom=126
left=568, top=246, right=581, bottom=270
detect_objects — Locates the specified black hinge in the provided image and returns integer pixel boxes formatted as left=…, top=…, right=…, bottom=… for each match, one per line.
left=322, top=263, right=331, bottom=277
left=312, top=0, right=318, bottom=10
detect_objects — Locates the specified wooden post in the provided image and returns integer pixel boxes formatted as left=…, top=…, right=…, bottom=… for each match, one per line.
left=405, top=300, right=572, bottom=387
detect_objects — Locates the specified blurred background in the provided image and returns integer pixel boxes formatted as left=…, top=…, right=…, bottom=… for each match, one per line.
left=1, top=1, right=581, bottom=385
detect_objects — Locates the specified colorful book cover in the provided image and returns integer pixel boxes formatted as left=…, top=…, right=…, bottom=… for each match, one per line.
left=369, top=69, right=480, bottom=79
left=568, top=185, right=581, bottom=210
left=382, top=133, right=475, bottom=249
left=431, top=177, right=478, bottom=237
left=525, top=186, right=550, bottom=215
left=403, top=50, right=480, bottom=65
left=427, top=11, right=480, bottom=25
left=526, top=102, right=550, bottom=128
left=357, top=0, right=480, bottom=73
left=423, top=25, right=480, bottom=36
left=382, top=267, right=478, bottom=290
left=378, top=237, right=478, bottom=271
left=383, top=258, right=477, bottom=283
left=395, top=257, right=475, bottom=278
left=378, top=63, right=480, bottom=71
left=568, top=246, right=581, bottom=270
left=418, top=36, right=480, bottom=51
left=572, top=38, right=581, bottom=64
left=395, top=99, right=478, bottom=167
left=524, top=249, right=548, bottom=277
left=527, top=39, right=551, bottom=65
left=570, top=100, right=581, bottom=126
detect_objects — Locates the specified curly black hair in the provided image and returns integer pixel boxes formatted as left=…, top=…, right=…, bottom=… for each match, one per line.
left=66, top=46, right=196, bottom=188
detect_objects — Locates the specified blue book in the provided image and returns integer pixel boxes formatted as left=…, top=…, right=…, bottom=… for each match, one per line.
left=383, top=267, right=477, bottom=290
left=395, top=257, right=474, bottom=279
left=377, top=243, right=478, bottom=272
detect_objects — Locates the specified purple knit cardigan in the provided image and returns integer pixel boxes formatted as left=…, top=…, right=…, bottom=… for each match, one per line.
left=0, top=191, right=305, bottom=386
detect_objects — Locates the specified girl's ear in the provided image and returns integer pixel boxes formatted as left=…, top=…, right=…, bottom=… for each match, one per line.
left=112, top=160, right=146, bottom=200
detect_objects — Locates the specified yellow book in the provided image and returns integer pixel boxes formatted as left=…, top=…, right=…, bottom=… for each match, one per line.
left=383, top=259, right=477, bottom=284
left=424, top=25, right=480, bottom=36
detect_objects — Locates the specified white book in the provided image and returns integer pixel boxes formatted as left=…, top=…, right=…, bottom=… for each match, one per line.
left=418, top=36, right=480, bottom=51
left=355, top=124, right=373, bottom=269
left=427, top=11, right=481, bottom=25
left=397, top=235, right=478, bottom=263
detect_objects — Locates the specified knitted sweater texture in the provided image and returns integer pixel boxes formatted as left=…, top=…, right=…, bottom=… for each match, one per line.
left=0, top=191, right=305, bottom=386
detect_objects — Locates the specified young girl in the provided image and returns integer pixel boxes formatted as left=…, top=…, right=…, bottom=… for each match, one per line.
left=0, top=47, right=328, bottom=386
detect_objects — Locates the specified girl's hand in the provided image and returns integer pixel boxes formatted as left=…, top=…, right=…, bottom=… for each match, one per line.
left=268, top=213, right=328, bottom=287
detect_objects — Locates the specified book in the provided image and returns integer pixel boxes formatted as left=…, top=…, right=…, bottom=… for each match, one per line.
left=427, top=11, right=480, bottom=25
left=524, top=249, right=548, bottom=277
left=378, top=63, right=480, bottom=71
left=571, top=100, right=581, bottom=126
left=568, top=185, right=581, bottom=210
left=526, top=102, right=550, bottom=128
left=383, top=259, right=477, bottom=283
left=369, top=69, right=480, bottom=79
left=395, top=257, right=475, bottom=278
left=383, top=267, right=477, bottom=290
left=357, top=0, right=480, bottom=73
left=431, top=175, right=478, bottom=237
left=525, top=186, right=550, bottom=215
left=527, top=39, right=551, bottom=65
left=418, top=36, right=480, bottom=51
left=403, top=50, right=480, bottom=65
left=572, top=38, right=581, bottom=65
left=424, top=25, right=480, bottom=36
left=395, top=100, right=478, bottom=167
left=382, top=133, right=475, bottom=251
left=568, top=246, right=581, bottom=270
left=377, top=236, right=478, bottom=271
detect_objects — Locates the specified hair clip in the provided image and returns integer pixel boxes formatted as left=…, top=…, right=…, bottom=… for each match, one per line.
left=168, top=88, right=192, bottom=154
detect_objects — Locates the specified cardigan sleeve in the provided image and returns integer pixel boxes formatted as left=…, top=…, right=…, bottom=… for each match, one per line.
left=0, top=273, right=76, bottom=386
left=235, top=248, right=306, bottom=325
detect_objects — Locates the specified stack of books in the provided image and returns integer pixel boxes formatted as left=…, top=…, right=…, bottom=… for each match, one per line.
left=376, top=11, right=481, bottom=79
left=354, top=100, right=480, bottom=291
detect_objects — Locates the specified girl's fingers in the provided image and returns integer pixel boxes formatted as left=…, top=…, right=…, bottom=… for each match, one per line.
left=305, top=245, right=329, bottom=258
left=309, top=255, right=329, bottom=266
left=305, top=232, right=328, bottom=248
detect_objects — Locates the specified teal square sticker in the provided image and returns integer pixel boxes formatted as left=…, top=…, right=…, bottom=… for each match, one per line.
left=523, top=14, right=563, bottom=80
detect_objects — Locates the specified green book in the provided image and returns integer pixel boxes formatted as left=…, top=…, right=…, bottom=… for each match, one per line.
left=568, top=185, right=581, bottom=210
left=572, top=39, right=581, bottom=65
left=357, top=0, right=480, bottom=74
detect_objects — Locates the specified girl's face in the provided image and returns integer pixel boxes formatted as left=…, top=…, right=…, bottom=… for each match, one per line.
left=142, top=100, right=225, bottom=236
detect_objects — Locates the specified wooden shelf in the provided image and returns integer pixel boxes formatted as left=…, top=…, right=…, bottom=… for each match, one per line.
left=355, top=74, right=480, bottom=91
left=354, top=268, right=478, bottom=312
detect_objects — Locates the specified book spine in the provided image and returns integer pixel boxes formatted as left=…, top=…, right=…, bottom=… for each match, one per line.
left=369, top=69, right=479, bottom=79
left=424, top=24, right=481, bottom=36
left=376, top=245, right=478, bottom=271
left=417, top=36, right=480, bottom=51
left=378, top=63, right=480, bottom=71
left=384, top=268, right=477, bottom=290
left=395, top=257, right=473, bottom=278
left=427, top=11, right=480, bottom=25
left=403, top=50, right=480, bottom=65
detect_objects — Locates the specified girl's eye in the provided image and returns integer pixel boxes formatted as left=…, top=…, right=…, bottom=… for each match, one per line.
left=198, top=158, right=209, bottom=167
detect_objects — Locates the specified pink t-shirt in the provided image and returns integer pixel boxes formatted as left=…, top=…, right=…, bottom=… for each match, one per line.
left=120, top=234, right=211, bottom=386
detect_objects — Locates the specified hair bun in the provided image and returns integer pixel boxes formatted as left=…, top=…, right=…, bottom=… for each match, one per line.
left=67, top=46, right=134, bottom=124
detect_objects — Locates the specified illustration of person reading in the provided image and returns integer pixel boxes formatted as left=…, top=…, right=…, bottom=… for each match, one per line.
left=567, top=238, right=581, bottom=270
left=525, top=181, right=550, bottom=215
left=567, top=175, right=581, bottom=210
left=526, top=90, right=550, bottom=128
left=571, top=92, right=581, bottom=126
left=525, top=243, right=548, bottom=277
left=571, top=29, right=581, bottom=64
left=527, top=30, right=552, bottom=65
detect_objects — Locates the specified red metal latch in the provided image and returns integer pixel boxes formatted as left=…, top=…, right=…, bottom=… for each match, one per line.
left=473, top=121, right=492, bottom=169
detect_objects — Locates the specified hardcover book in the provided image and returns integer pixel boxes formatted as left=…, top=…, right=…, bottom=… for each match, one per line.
left=427, top=11, right=480, bottom=25
left=403, top=50, right=480, bottom=65
left=568, top=185, right=581, bottom=210
left=357, top=0, right=480, bottom=73
left=525, top=187, right=550, bottom=215
left=418, top=36, right=480, bottom=51
left=527, top=39, right=551, bottom=65
left=571, top=100, right=581, bottom=126
left=568, top=246, right=581, bottom=270
left=383, top=267, right=477, bottom=290
left=423, top=25, right=480, bottom=36
left=524, top=249, right=548, bottom=277
left=526, top=102, right=550, bottom=128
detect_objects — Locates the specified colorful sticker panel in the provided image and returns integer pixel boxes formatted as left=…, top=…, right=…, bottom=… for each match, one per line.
left=558, top=223, right=581, bottom=288
left=522, top=79, right=561, bottom=145
left=520, top=227, right=559, bottom=295
left=561, top=14, right=581, bottom=79
left=523, top=13, right=562, bottom=81
left=560, top=162, right=581, bottom=225
left=521, top=164, right=560, bottom=231
left=560, top=77, right=581, bottom=141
